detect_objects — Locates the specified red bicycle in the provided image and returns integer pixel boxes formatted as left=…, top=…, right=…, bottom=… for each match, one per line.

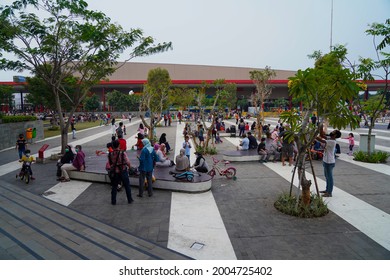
left=208, top=157, right=237, bottom=180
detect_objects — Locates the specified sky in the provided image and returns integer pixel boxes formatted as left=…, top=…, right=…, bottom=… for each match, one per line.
left=1, top=0, right=389, bottom=81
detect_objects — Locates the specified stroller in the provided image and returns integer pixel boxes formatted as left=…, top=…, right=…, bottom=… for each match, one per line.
left=169, top=170, right=196, bottom=182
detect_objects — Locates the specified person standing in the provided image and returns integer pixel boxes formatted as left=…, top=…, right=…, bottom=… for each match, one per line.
left=316, top=130, right=341, bottom=197
left=107, top=140, right=133, bottom=205
left=343, top=132, right=355, bottom=155
left=198, top=124, right=205, bottom=147
left=138, top=139, right=159, bottom=198
left=16, top=133, right=27, bottom=159
left=60, top=145, right=85, bottom=182
left=182, top=136, right=192, bottom=161
left=117, top=134, right=127, bottom=151
left=71, top=120, right=76, bottom=139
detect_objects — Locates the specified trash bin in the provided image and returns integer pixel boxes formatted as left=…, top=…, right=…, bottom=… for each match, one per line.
left=32, top=127, right=37, bottom=139
left=26, top=128, right=33, bottom=139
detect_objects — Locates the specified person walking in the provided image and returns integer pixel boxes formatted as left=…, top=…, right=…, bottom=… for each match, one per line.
left=316, top=130, right=341, bottom=197
left=60, top=145, right=85, bottom=182
left=138, top=139, right=159, bottom=198
left=16, top=133, right=27, bottom=159
left=107, top=140, right=133, bottom=205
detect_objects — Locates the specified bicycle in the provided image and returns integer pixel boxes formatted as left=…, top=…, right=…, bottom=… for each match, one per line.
left=16, top=161, right=33, bottom=184
left=208, top=156, right=237, bottom=180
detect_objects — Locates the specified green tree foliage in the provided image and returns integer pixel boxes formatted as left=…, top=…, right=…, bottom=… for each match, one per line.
left=169, top=86, right=197, bottom=110
left=0, top=0, right=172, bottom=152
left=140, top=67, right=172, bottom=139
left=106, top=90, right=140, bottom=112
left=250, top=66, right=276, bottom=138
left=0, top=84, right=14, bottom=110
left=353, top=19, right=390, bottom=155
left=281, top=46, right=360, bottom=206
left=83, top=94, right=101, bottom=112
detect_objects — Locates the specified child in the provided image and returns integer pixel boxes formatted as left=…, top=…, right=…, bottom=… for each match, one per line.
left=16, top=133, right=27, bottom=159
left=182, top=136, right=192, bottom=160
left=215, top=132, right=223, bottom=144
left=344, top=133, right=355, bottom=155
left=19, top=149, right=35, bottom=180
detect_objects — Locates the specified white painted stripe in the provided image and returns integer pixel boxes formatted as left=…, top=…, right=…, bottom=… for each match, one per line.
left=168, top=122, right=237, bottom=259
left=264, top=162, right=390, bottom=251
left=169, top=192, right=236, bottom=259
left=42, top=181, right=92, bottom=206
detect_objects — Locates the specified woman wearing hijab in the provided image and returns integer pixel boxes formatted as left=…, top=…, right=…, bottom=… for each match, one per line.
left=155, top=143, right=173, bottom=167
left=158, top=133, right=171, bottom=152
left=138, top=139, right=159, bottom=197
left=175, top=148, right=190, bottom=172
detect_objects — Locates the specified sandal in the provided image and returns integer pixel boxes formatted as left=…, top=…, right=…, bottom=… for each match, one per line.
left=60, top=178, right=70, bottom=182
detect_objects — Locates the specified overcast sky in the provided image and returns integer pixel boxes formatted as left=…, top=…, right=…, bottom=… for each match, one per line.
left=1, top=0, right=389, bottom=81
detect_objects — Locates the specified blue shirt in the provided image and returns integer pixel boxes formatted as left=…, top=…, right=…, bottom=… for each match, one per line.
left=241, top=137, right=249, bottom=150
left=139, top=148, right=159, bottom=172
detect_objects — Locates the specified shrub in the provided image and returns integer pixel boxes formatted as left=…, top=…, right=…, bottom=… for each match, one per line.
left=195, top=145, right=217, bottom=155
left=274, top=192, right=329, bottom=218
left=353, top=150, right=389, bottom=163
left=48, top=125, right=60, bottom=131
left=0, top=115, right=37, bottom=123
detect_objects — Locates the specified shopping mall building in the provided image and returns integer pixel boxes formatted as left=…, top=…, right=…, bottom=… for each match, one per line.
left=1, top=62, right=387, bottom=112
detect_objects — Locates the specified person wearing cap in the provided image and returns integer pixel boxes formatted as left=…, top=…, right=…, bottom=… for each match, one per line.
left=175, top=148, right=190, bottom=172
left=192, top=151, right=209, bottom=173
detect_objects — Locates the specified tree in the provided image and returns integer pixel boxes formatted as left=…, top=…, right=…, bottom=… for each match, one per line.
left=83, top=94, right=101, bottom=112
left=281, top=46, right=360, bottom=206
left=249, top=66, right=276, bottom=139
left=193, top=79, right=237, bottom=151
left=140, top=67, right=172, bottom=139
left=169, top=86, right=197, bottom=110
left=0, top=0, right=172, bottom=152
left=0, top=84, right=14, bottom=112
left=353, top=19, right=390, bottom=156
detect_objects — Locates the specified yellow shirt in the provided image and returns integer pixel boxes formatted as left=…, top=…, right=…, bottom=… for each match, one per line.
left=20, top=155, right=34, bottom=163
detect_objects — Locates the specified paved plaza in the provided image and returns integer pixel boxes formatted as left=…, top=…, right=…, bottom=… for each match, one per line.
left=0, top=117, right=389, bottom=260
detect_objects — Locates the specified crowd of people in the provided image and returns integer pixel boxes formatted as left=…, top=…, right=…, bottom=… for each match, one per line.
left=14, top=110, right=362, bottom=204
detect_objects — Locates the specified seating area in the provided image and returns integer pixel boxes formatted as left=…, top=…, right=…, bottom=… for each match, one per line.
left=68, top=150, right=212, bottom=193
left=223, top=149, right=261, bottom=162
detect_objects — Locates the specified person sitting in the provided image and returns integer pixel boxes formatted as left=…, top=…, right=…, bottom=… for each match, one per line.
left=19, top=149, right=35, bottom=180
left=237, top=133, right=249, bottom=151
left=265, top=132, right=280, bottom=162
left=155, top=143, right=174, bottom=167
left=215, top=132, right=223, bottom=144
left=159, top=133, right=171, bottom=152
left=247, top=132, right=258, bottom=150
left=57, top=145, right=75, bottom=178
left=175, top=148, right=190, bottom=172
left=59, top=145, right=85, bottom=182
left=192, top=151, right=209, bottom=173
left=132, top=133, right=144, bottom=150
left=257, top=137, right=267, bottom=163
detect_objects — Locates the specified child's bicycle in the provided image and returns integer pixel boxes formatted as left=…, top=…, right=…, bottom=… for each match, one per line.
left=208, top=157, right=237, bottom=180
left=16, top=161, right=33, bottom=184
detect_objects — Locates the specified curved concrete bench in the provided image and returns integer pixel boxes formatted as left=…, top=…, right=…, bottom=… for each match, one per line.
left=69, top=152, right=212, bottom=193
left=223, top=149, right=261, bottom=162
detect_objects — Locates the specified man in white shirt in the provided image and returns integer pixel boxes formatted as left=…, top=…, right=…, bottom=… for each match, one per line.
left=316, top=130, right=341, bottom=197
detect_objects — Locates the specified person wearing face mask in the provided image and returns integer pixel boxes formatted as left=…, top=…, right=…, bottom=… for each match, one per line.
left=59, top=145, right=85, bottom=182
left=56, top=145, right=75, bottom=178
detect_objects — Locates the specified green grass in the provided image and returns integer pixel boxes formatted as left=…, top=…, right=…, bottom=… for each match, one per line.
left=44, top=121, right=101, bottom=138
